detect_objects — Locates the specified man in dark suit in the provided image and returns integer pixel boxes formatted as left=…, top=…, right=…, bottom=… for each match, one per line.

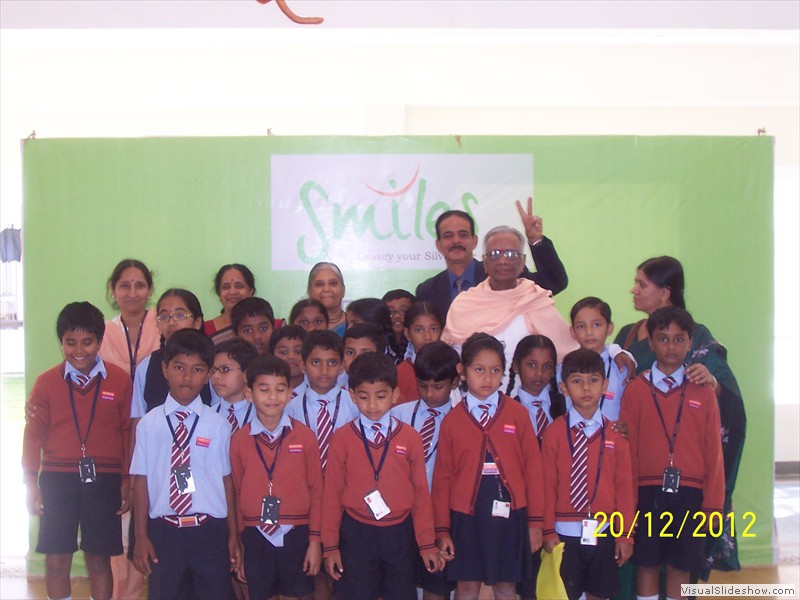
left=415, top=199, right=568, bottom=320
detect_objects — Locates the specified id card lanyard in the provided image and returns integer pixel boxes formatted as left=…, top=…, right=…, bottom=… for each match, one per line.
left=122, top=310, right=146, bottom=381
left=67, top=377, right=101, bottom=459
left=566, top=414, right=605, bottom=517
left=599, top=360, right=612, bottom=410
left=648, top=369, right=687, bottom=468
left=302, top=388, right=342, bottom=429
left=254, top=428, right=289, bottom=495
left=358, top=420, right=392, bottom=484
left=166, top=412, right=200, bottom=461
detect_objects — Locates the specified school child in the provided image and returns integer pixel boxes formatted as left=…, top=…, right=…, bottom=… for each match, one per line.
left=432, top=332, right=544, bottom=599
left=322, top=352, right=444, bottom=600
left=340, top=322, right=384, bottom=389
left=130, top=329, right=239, bottom=600
left=391, top=341, right=460, bottom=600
left=232, top=297, right=275, bottom=356
left=211, top=338, right=259, bottom=432
left=508, top=334, right=567, bottom=442
left=268, top=324, right=308, bottom=396
left=286, top=329, right=359, bottom=472
left=396, top=301, right=444, bottom=404
left=569, top=297, right=630, bottom=420
left=23, top=301, right=132, bottom=600
left=290, top=298, right=329, bottom=333
left=382, top=288, right=416, bottom=363
left=230, top=355, right=324, bottom=600
left=541, top=348, right=635, bottom=600
left=131, top=289, right=215, bottom=424
left=619, top=306, right=724, bottom=600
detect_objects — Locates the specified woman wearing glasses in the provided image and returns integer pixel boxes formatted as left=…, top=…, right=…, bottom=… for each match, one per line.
left=442, top=225, right=578, bottom=391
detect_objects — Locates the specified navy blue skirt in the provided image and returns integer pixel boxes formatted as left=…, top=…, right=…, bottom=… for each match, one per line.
left=447, top=459, right=531, bottom=584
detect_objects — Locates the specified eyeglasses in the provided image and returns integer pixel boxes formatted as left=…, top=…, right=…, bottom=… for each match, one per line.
left=210, top=365, right=242, bottom=375
left=156, top=313, right=194, bottom=323
left=484, top=249, right=524, bottom=261
left=389, top=308, right=408, bottom=317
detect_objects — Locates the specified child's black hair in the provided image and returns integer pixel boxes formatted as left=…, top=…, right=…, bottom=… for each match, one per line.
left=506, top=334, right=566, bottom=419
left=301, top=329, right=344, bottom=361
left=348, top=352, right=398, bottom=390
left=460, top=332, right=505, bottom=392
left=57, top=302, right=106, bottom=342
left=646, top=306, right=695, bottom=337
left=215, top=338, right=259, bottom=372
left=343, top=323, right=385, bottom=353
left=561, top=348, right=606, bottom=380
left=403, top=301, right=443, bottom=331
left=246, top=354, right=291, bottom=389
left=289, top=298, right=329, bottom=327
left=231, top=297, right=275, bottom=332
left=381, top=288, right=416, bottom=303
left=346, top=298, right=392, bottom=339
left=569, top=296, right=612, bottom=325
left=413, top=341, right=460, bottom=382
left=163, top=329, right=215, bottom=369
left=268, top=325, right=307, bottom=355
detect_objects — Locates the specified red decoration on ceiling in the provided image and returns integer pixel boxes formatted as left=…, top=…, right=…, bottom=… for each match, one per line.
left=256, top=0, right=324, bottom=25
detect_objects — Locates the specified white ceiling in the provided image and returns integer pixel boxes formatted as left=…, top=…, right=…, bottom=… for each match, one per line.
left=1, top=0, right=798, bottom=30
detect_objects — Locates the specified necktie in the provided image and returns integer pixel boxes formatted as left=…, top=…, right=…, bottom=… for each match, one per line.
left=664, top=375, right=676, bottom=391
left=372, top=423, right=386, bottom=445
left=72, top=372, right=90, bottom=387
left=257, top=433, right=281, bottom=536
left=477, top=403, right=491, bottom=428
left=226, top=405, right=238, bottom=432
left=420, top=408, right=439, bottom=457
left=169, top=411, right=192, bottom=516
left=454, top=277, right=464, bottom=294
left=569, top=422, right=589, bottom=512
left=532, top=400, right=549, bottom=438
left=316, top=399, right=332, bottom=472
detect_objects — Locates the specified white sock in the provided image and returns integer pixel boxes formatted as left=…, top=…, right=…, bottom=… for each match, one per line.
left=637, top=596, right=659, bottom=600
left=48, top=596, right=72, bottom=600
left=667, top=597, right=682, bottom=600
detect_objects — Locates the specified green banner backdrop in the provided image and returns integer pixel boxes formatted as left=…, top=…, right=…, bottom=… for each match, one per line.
left=23, top=135, right=773, bottom=568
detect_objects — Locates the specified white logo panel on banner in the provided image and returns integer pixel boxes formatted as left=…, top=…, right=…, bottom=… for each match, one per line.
left=270, top=153, right=533, bottom=271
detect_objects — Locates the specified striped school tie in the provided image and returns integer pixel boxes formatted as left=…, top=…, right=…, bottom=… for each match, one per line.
left=420, top=408, right=439, bottom=458
left=372, top=423, right=386, bottom=445
left=169, top=411, right=192, bottom=516
left=316, top=399, right=332, bottom=472
left=569, top=422, right=589, bottom=512
left=533, top=400, right=549, bottom=438
left=477, top=404, right=491, bottom=429
left=664, top=375, right=676, bottom=391
left=226, top=405, right=238, bottom=432
left=72, top=372, right=90, bottom=387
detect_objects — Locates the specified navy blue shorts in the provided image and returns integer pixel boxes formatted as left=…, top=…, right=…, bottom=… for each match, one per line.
left=559, top=534, right=621, bottom=600
left=335, top=513, right=417, bottom=600
left=36, top=471, right=122, bottom=556
left=241, top=525, right=314, bottom=599
left=632, top=485, right=706, bottom=573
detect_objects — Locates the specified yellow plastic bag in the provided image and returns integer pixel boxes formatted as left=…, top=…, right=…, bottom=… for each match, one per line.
left=536, top=542, right=569, bottom=600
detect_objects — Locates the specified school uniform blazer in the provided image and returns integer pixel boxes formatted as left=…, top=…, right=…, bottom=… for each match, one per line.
left=620, top=373, right=725, bottom=516
left=541, top=415, right=635, bottom=543
left=415, top=236, right=568, bottom=319
left=396, top=358, right=418, bottom=404
left=22, top=362, right=132, bottom=482
left=321, top=418, right=436, bottom=559
left=431, top=394, right=544, bottom=536
left=230, top=418, right=323, bottom=540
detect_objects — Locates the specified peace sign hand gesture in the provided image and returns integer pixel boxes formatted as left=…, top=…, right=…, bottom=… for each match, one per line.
left=516, top=197, right=544, bottom=244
